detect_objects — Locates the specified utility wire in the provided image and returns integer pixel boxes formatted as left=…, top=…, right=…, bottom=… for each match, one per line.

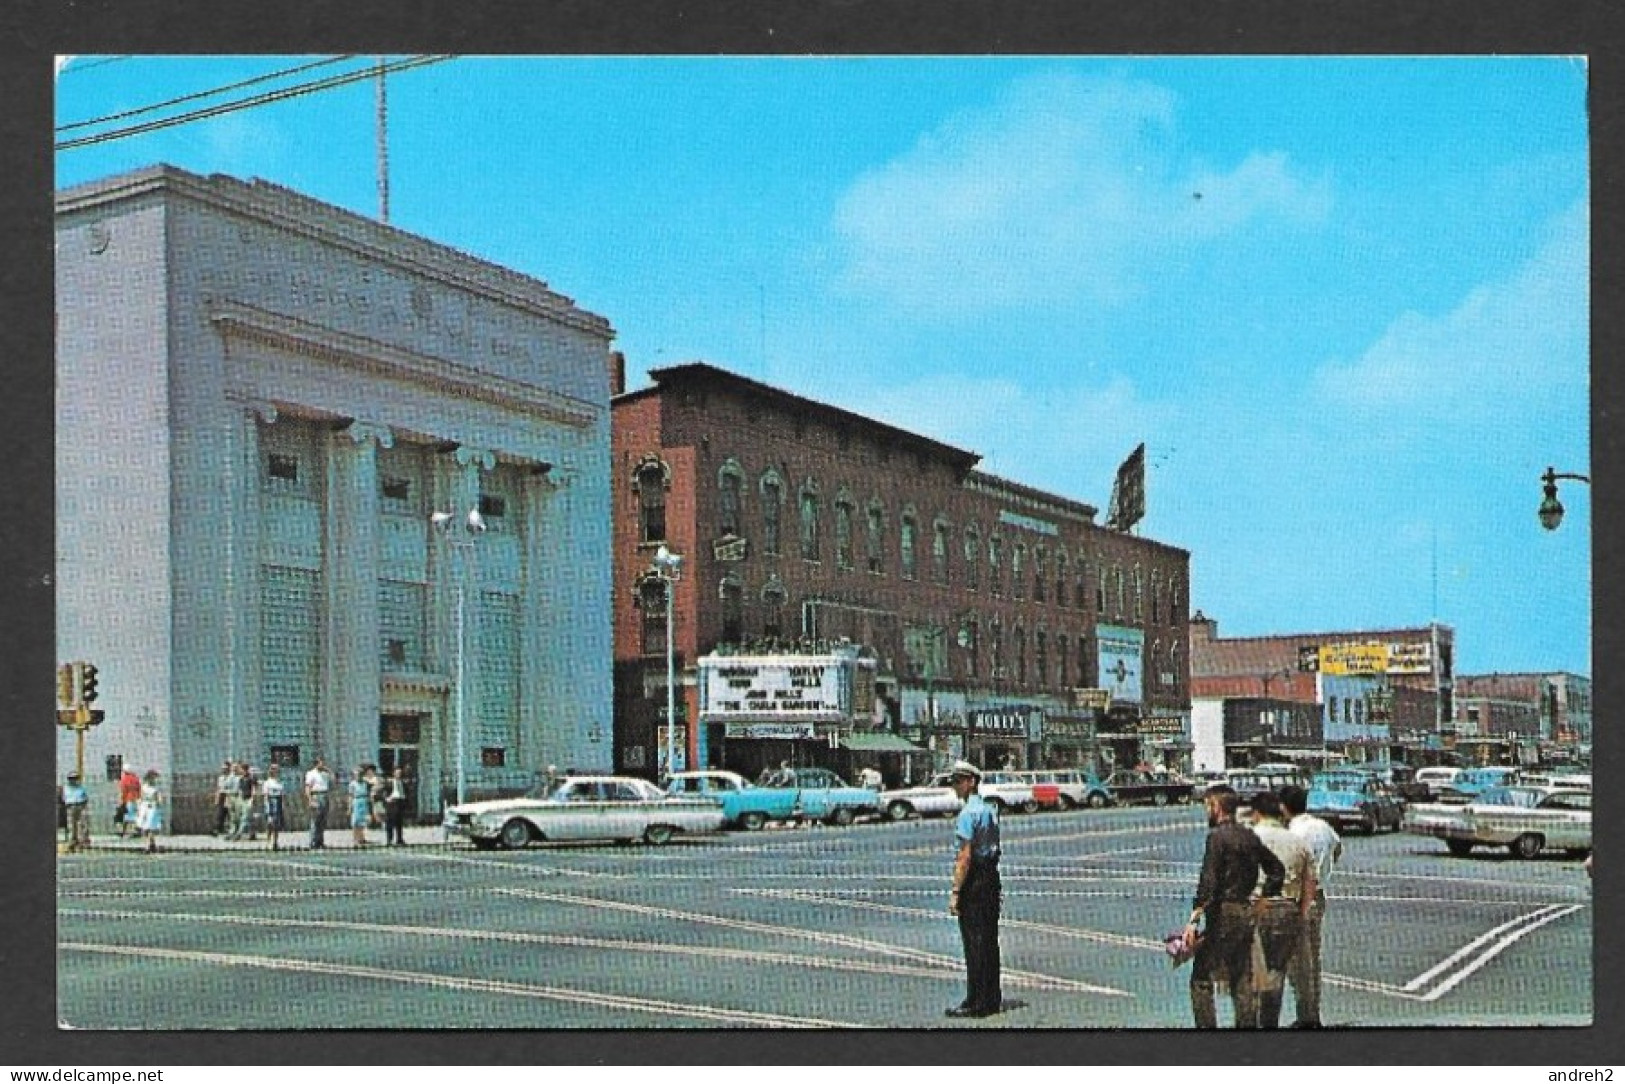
left=56, top=55, right=453, bottom=152
left=57, top=55, right=135, bottom=76
left=57, top=55, right=359, bottom=133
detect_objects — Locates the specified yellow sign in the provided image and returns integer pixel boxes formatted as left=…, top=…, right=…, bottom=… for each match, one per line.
left=1072, top=687, right=1112, bottom=711
left=1318, top=642, right=1388, bottom=676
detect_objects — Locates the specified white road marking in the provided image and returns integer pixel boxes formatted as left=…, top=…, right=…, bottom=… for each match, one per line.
left=496, top=886, right=1126, bottom=996
left=1404, top=905, right=1586, bottom=1000
left=58, top=941, right=861, bottom=1027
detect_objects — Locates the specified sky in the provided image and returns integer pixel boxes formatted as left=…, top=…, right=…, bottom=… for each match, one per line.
left=53, top=55, right=1592, bottom=677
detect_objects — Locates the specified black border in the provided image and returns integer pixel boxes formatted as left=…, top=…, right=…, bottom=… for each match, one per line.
left=6, top=0, right=1621, bottom=1067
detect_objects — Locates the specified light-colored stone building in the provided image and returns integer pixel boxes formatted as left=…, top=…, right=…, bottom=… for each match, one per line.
left=57, top=166, right=617, bottom=830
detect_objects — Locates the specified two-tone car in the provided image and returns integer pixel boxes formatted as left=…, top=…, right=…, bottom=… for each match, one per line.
left=1403, top=784, right=1591, bottom=859
left=442, top=775, right=725, bottom=849
left=665, top=769, right=801, bottom=831
left=1306, top=770, right=1405, bottom=834
left=978, top=770, right=1041, bottom=814
left=1436, top=766, right=1521, bottom=803
left=1027, top=768, right=1114, bottom=810
left=762, top=767, right=883, bottom=826
left=878, top=775, right=964, bottom=821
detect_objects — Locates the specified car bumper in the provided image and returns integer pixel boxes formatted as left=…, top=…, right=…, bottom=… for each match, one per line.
left=1311, top=809, right=1374, bottom=832
left=441, top=816, right=499, bottom=841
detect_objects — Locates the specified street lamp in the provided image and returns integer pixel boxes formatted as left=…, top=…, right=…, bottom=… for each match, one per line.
left=652, top=544, right=684, bottom=779
left=1538, top=466, right=1591, bottom=531
left=432, top=508, right=487, bottom=805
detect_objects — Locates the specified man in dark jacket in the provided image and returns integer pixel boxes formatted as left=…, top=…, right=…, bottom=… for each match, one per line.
left=1183, top=785, right=1287, bottom=1028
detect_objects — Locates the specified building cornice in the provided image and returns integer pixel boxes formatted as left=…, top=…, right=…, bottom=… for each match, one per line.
left=57, top=164, right=615, bottom=341
left=210, top=299, right=601, bottom=430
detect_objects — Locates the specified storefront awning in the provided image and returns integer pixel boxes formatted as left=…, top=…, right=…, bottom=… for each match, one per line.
left=839, top=732, right=928, bottom=753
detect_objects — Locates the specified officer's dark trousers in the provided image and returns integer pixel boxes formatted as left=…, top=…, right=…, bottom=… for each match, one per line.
left=957, top=867, right=1003, bottom=1012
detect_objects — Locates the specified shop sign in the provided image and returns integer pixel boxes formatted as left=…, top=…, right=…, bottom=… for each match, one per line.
left=1071, top=687, right=1112, bottom=711
left=724, top=722, right=819, bottom=740
left=1385, top=641, right=1434, bottom=675
left=1319, top=641, right=1388, bottom=676
left=700, top=653, right=873, bottom=717
left=969, top=708, right=1031, bottom=735
left=1138, top=715, right=1186, bottom=737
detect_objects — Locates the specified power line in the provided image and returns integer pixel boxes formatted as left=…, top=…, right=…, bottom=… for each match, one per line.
left=55, top=55, right=454, bottom=153
left=57, top=55, right=359, bottom=134
left=57, top=56, right=135, bottom=76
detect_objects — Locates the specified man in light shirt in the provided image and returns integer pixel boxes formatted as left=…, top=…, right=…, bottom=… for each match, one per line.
left=1280, top=783, right=1342, bottom=1029
left=1248, top=789, right=1317, bottom=1030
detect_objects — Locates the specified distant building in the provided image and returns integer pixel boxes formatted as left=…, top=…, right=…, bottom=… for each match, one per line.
left=57, top=166, right=617, bottom=829
left=1454, top=672, right=1592, bottom=754
left=1189, top=613, right=1455, bottom=770
left=611, top=362, right=1192, bottom=783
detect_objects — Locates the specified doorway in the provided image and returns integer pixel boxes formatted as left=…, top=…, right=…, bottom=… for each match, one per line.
left=378, top=714, right=423, bottom=822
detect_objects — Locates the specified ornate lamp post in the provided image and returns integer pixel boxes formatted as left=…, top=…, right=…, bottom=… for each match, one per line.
left=652, top=544, right=684, bottom=779
left=1538, top=466, right=1591, bottom=531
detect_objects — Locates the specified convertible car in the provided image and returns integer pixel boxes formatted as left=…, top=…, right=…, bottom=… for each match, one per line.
left=443, top=775, right=725, bottom=849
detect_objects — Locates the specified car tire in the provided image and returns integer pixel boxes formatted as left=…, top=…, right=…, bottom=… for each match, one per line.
left=738, top=811, right=768, bottom=832
left=886, top=801, right=914, bottom=822
left=499, top=819, right=531, bottom=850
left=643, top=824, right=676, bottom=846
left=1056, top=795, right=1077, bottom=811
left=1086, top=792, right=1107, bottom=809
left=827, top=806, right=856, bottom=827
left=1019, top=798, right=1041, bottom=815
left=1510, top=833, right=1544, bottom=860
left=1175, top=791, right=1193, bottom=805
left=1445, top=839, right=1474, bottom=857
left=1152, top=791, right=1169, bottom=808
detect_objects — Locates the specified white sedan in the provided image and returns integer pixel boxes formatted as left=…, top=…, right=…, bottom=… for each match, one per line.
left=879, top=775, right=964, bottom=821
left=442, top=775, right=725, bottom=849
left=1403, top=784, right=1591, bottom=859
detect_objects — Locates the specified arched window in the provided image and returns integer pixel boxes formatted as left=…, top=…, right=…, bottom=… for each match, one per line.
left=636, top=574, right=669, bottom=656
left=1011, top=544, right=1026, bottom=600
left=1115, top=565, right=1126, bottom=617
left=761, top=576, right=788, bottom=641
left=1056, top=634, right=1069, bottom=688
left=717, top=460, right=744, bottom=537
left=988, top=537, right=1004, bottom=597
left=1032, top=546, right=1047, bottom=603
left=1151, top=571, right=1163, bottom=625
left=1133, top=566, right=1145, bottom=623
left=1054, top=551, right=1068, bottom=608
left=834, top=491, right=855, bottom=570
left=799, top=481, right=821, bottom=561
left=759, top=471, right=785, bottom=556
left=632, top=457, right=669, bottom=545
left=932, top=517, right=952, bottom=584
left=1035, top=629, right=1048, bottom=688
left=900, top=507, right=918, bottom=581
left=1014, top=626, right=1027, bottom=685
left=963, top=525, right=981, bottom=590
left=720, top=575, right=744, bottom=645
left=866, top=500, right=886, bottom=573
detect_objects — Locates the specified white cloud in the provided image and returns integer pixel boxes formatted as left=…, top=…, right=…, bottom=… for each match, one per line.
left=831, top=71, right=1330, bottom=317
left=1312, top=199, right=1589, bottom=419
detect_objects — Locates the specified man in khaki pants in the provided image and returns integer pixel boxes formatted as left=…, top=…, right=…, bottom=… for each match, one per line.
left=1280, top=783, right=1341, bottom=1029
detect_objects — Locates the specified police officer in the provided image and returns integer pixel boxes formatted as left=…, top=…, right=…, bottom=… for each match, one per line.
left=946, top=760, right=1003, bottom=1018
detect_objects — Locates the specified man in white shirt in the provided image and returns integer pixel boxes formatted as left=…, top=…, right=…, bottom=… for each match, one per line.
left=304, top=757, right=332, bottom=850
left=1280, top=782, right=1342, bottom=1029
left=1248, top=790, right=1317, bottom=1030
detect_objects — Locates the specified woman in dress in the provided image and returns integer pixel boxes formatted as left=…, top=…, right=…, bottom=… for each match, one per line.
left=348, top=765, right=373, bottom=847
left=135, top=769, right=163, bottom=853
left=262, top=763, right=286, bottom=851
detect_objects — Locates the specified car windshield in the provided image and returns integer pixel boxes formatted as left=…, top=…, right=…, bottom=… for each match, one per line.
left=1472, top=787, right=1540, bottom=808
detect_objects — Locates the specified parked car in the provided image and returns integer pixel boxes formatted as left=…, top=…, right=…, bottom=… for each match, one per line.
left=1224, top=767, right=1309, bottom=807
left=1102, top=769, right=1196, bottom=807
left=879, top=775, right=964, bottom=821
left=1188, top=770, right=1228, bottom=795
left=442, top=775, right=725, bottom=849
left=1306, top=770, right=1406, bottom=834
left=1030, top=768, right=1114, bottom=809
left=978, top=771, right=1041, bottom=814
left=1437, top=766, right=1521, bottom=803
left=1518, top=772, right=1591, bottom=791
left=761, top=767, right=884, bottom=826
left=1403, top=784, right=1592, bottom=859
left=1413, top=766, right=1461, bottom=799
left=665, top=770, right=802, bottom=831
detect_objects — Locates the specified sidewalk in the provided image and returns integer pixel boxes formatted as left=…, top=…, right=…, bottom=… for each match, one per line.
left=57, top=823, right=454, bottom=854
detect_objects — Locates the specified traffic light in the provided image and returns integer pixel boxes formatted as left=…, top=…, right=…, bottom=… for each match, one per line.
left=57, top=663, right=75, bottom=707
left=79, top=663, right=99, bottom=704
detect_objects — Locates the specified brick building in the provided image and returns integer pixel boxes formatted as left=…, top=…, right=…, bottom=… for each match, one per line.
left=611, top=362, right=1191, bottom=783
left=1454, top=672, right=1592, bottom=760
left=1188, top=613, right=1455, bottom=771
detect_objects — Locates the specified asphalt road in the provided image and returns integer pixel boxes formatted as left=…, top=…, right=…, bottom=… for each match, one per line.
left=55, top=804, right=1592, bottom=1030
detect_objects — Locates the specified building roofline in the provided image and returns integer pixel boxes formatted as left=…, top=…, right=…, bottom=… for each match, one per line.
left=639, top=361, right=984, bottom=474
left=56, top=163, right=616, bottom=340
left=1194, top=622, right=1455, bottom=645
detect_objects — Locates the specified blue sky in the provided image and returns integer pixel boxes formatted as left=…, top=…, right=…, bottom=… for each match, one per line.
left=54, top=55, right=1591, bottom=676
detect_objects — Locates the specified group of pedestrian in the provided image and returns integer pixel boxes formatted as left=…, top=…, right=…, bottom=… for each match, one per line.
left=1182, top=782, right=1341, bottom=1029
left=61, top=766, right=163, bottom=853
left=938, top=763, right=1341, bottom=1028
left=300, top=759, right=409, bottom=850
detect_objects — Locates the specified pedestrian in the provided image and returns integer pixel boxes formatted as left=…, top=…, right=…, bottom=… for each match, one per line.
left=369, top=765, right=389, bottom=829
left=213, top=759, right=235, bottom=835
left=1246, top=790, right=1317, bottom=1029
left=304, top=756, right=332, bottom=850
left=135, top=769, right=164, bottom=854
left=1280, top=783, right=1342, bottom=1029
left=224, top=762, right=252, bottom=841
left=945, top=760, right=1003, bottom=1018
left=383, top=766, right=408, bottom=846
left=348, top=765, right=374, bottom=847
left=117, top=765, right=141, bottom=839
left=262, top=763, right=286, bottom=851
left=1184, top=784, right=1286, bottom=1029
left=62, top=771, right=90, bottom=851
